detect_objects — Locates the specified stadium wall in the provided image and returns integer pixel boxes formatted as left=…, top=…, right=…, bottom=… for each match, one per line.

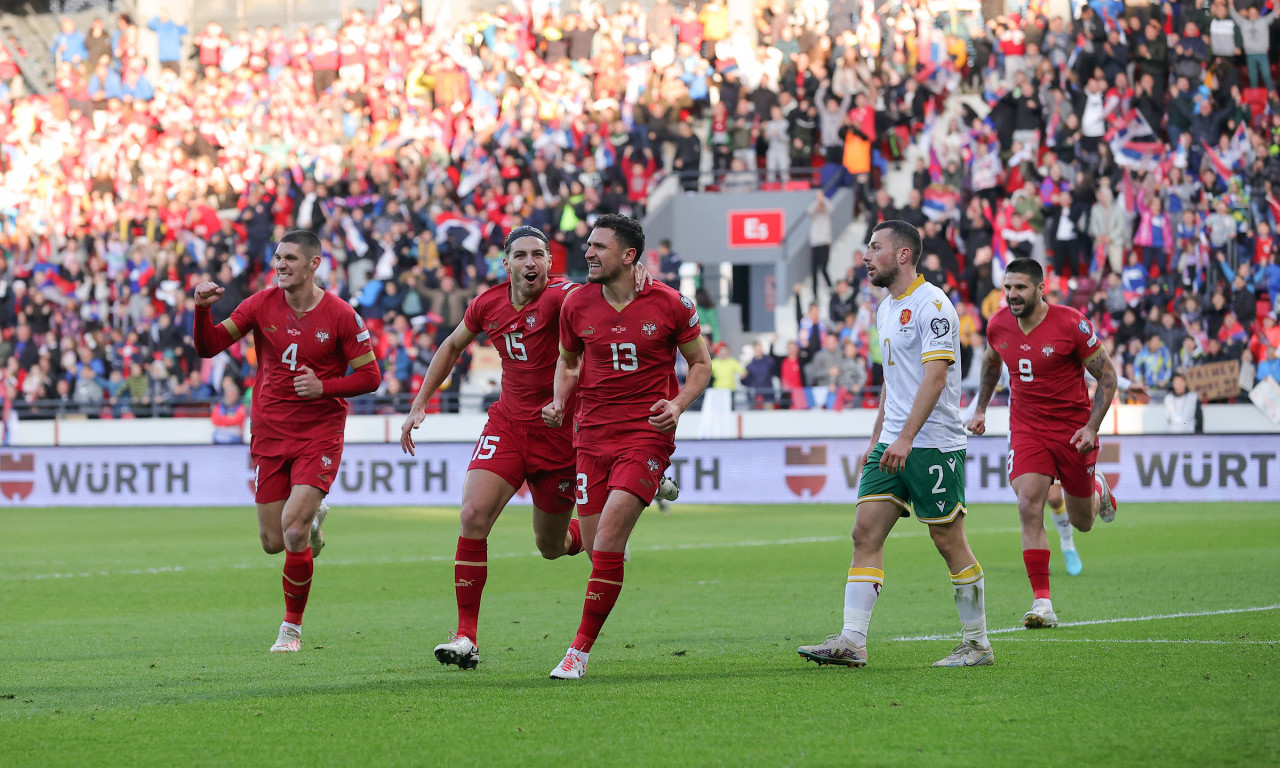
left=5, top=404, right=1277, bottom=446
left=1, top=435, right=1277, bottom=507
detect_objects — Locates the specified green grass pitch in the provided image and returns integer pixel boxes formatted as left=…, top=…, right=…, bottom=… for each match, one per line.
left=2, top=501, right=1278, bottom=767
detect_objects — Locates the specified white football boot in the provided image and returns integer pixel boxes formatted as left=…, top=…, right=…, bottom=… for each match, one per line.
left=1023, top=598, right=1059, bottom=629
left=270, top=622, right=302, bottom=653
left=549, top=648, right=589, bottom=679
left=932, top=640, right=994, bottom=667
left=434, top=633, right=480, bottom=670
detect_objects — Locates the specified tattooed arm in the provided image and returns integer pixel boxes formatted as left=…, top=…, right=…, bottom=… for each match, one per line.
left=965, top=343, right=1004, bottom=436
left=1074, top=348, right=1119, bottom=454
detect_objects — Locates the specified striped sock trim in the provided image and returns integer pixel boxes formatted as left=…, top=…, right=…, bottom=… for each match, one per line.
left=950, top=563, right=983, bottom=586
left=848, top=567, right=884, bottom=586
left=454, top=560, right=488, bottom=567
left=589, top=577, right=624, bottom=587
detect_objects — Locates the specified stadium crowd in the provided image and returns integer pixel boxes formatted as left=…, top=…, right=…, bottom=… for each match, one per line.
left=1, top=0, right=1279, bottom=433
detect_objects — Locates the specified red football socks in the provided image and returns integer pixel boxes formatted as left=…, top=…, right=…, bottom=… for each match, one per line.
left=454, top=536, right=488, bottom=643
left=572, top=550, right=626, bottom=652
left=282, top=547, right=314, bottom=625
left=566, top=518, right=584, bottom=557
left=1023, top=548, right=1051, bottom=600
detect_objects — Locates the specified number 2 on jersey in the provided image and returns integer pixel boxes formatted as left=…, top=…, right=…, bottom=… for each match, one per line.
left=1018, top=358, right=1034, bottom=382
left=883, top=339, right=894, bottom=366
left=282, top=342, right=298, bottom=371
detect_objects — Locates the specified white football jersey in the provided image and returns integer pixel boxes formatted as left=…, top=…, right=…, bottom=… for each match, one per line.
left=875, top=275, right=966, bottom=451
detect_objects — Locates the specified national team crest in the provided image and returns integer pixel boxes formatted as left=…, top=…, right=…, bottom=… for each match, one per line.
left=526, top=314, right=537, bottom=328
left=316, top=330, right=330, bottom=343
left=1042, top=345, right=1055, bottom=357
left=899, top=309, right=912, bottom=325
left=647, top=459, right=660, bottom=473
left=557, top=479, right=573, bottom=493
left=321, top=455, right=332, bottom=467
left=642, top=322, right=657, bottom=337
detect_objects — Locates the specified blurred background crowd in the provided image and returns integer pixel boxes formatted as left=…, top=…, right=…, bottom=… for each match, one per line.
left=1, top=0, right=1278, bottom=440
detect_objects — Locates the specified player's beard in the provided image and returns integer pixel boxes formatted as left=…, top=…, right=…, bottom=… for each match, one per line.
left=587, top=261, right=625, bottom=285
left=1008, top=290, right=1041, bottom=317
left=869, top=264, right=898, bottom=288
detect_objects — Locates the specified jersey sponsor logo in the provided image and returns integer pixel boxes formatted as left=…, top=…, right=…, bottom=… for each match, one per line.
left=1078, top=319, right=1092, bottom=335
left=1042, top=345, right=1055, bottom=357
left=486, top=321, right=500, bottom=330
left=899, top=309, right=912, bottom=325
left=947, top=457, right=956, bottom=470
left=582, top=325, right=595, bottom=335
left=936, top=500, right=946, bottom=513
left=611, top=324, right=627, bottom=334
left=933, top=300, right=943, bottom=311
left=355, top=330, right=370, bottom=342
left=930, top=317, right=951, bottom=338
left=287, top=328, right=301, bottom=336
left=1020, top=344, right=1032, bottom=351
left=642, top=322, right=657, bottom=337
left=316, top=330, right=330, bottom=343
left=264, top=324, right=278, bottom=333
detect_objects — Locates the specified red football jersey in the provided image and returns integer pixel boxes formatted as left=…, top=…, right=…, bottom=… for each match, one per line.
left=559, top=281, right=702, bottom=437
left=226, top=287, right=376, bottom=441
left=463, top=277, right=579, bottom=428
left=987, top=303, right=1103, bottom=434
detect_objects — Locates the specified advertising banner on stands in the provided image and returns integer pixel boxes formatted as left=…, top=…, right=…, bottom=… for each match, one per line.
left=1, top=436, right=1278, bottom=508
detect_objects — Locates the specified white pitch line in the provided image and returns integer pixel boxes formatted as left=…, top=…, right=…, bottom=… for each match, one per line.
left=895, top=605, right=1280, bottom=642
left=991, top=637, right=1280, bottom=645
left=6, top=528, right=1020, bottom=582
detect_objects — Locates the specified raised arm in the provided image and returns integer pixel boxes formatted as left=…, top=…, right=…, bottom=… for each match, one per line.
left=192, top=280, right=238, bottom=357
left=400, top=321, right=478, bottom=455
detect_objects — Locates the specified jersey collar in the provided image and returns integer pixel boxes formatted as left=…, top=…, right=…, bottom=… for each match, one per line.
left=894, top=274, right=926, bottom=300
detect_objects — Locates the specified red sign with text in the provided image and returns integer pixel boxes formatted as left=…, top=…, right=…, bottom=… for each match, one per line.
left=728, top=209, right=785, bottom=248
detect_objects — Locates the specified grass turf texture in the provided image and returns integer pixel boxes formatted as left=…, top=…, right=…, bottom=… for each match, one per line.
left=2, top=502, right=1278, bottom=767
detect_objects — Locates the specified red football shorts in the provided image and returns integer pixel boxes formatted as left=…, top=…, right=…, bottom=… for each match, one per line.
left=467, top=415, right=576, bottom=513
left=1007, top=429, right=1098, bottom=498
left=573, top=434, right=673, bottom=516
left=251, top=434, right=343, bottom=504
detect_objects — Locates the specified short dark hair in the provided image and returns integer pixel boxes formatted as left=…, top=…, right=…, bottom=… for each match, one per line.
left=593, top=213, right=645, bottom=260
left=871, top=220, right=923, bottom=266
left=279, top=229, right=322, bottom=259
left=504, top=225, right=550, bottom=251
left=1005, top=257, right=1044, bottom=285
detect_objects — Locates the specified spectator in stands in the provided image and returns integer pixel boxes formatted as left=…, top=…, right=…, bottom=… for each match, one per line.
left=211, top=377, right=247, bottom=444
left=1164, top=373, right=1199, bottom=433
left=52, top=17, right=88, bottom=66
left=807, top=191, right=833, bottom=297
left=148, top=11, right=188, bottom=73
left=1134, top=335, right=1173, bottom=390
left=743, top=341, right=777, bottom=406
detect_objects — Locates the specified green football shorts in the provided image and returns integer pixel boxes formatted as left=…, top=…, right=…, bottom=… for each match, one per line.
left=856, top=443, right=967, bottom=524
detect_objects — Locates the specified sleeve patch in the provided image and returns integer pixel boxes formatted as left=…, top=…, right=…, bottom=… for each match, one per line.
left=355, top=330, right=370, bottom=342
left=929, top=317, right=951, bottom=338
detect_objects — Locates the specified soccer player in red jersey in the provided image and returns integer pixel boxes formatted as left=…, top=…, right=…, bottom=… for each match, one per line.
left=967, top=257, right=1119, bottom=629
left=193, top=230, right=381, bottom=652
left=541, top=213, right=712, bottom=679
left=399, top=226, right=590, bottom=671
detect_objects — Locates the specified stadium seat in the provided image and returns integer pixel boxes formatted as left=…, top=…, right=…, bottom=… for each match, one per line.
left=1243, top=88, right=1269, bottom=125
left=784, top=180, right=812, bottom=191
left=759, top=182, right=782, bottom=191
